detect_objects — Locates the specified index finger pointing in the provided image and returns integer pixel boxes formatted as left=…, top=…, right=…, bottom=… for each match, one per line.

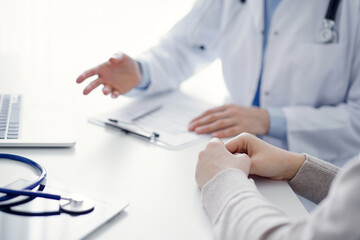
left=76, top=68, right=98, bottom=84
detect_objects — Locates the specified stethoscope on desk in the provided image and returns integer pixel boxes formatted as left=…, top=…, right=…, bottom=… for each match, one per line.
left=239, top=0, right=341, bottom=44
left=0, top=153, right=94, bottom=216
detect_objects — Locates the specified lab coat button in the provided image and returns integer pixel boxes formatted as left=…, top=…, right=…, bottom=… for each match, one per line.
left=264, top=91, right=270, bottom=96
left=273, top=31, right=279, bottom=36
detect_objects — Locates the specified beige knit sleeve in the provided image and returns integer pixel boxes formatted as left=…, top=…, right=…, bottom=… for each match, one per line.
left=289, top=154, right=339, bottom=204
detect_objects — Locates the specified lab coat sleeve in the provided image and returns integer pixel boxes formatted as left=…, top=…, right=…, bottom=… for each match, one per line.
left=267, top=108, right=287, bottom=140
left=124, top=60, right=151, bottom=97
left=283, top=83, right=360, bottom=164
left=283, top=28, right=360, bottom=164
left=135, top=0, right=222, bottom=96
left=136, top=60, right=151, bottom=89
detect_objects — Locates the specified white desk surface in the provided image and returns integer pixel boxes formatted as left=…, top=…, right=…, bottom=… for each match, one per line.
left=0, top=0, right=308, bottom=238
left=0, top=100, right=308, bottom=240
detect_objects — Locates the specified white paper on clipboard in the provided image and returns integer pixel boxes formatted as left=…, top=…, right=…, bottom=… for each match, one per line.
left=90, top=91, right=214, bottom=149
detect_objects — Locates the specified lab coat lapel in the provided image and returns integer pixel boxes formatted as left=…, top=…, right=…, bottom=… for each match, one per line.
left=247, top=0, right=264, bottom=33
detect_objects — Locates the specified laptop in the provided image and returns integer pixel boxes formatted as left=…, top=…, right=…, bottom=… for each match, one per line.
left=0, top=94, right=76, bottom=147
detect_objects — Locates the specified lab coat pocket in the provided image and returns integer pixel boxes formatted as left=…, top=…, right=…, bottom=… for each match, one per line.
left=291, top=43, right=349, bottom=105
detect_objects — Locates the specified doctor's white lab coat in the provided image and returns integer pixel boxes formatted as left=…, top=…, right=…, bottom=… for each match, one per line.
left=137, top=0, right=360, bottom=164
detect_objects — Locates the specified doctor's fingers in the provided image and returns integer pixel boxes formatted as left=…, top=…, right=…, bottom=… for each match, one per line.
left=111, top=90, right=120, bottom=98
left=189, top=105, right=229, bottom=123
left=194, top=118, right=236, bottom=134
left=189, top=111, right=230, bottom=131
left=83, top=78, right=102, bottom=95
left=102, top=85, right=112, bottom=95
left=76, top=67, right=99, bottom=84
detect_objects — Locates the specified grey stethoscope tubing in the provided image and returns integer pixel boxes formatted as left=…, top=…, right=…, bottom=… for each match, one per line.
left=0, top=153, right=94, bottom=215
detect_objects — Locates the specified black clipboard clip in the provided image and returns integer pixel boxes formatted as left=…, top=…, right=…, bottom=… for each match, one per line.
left=106, top=118, right=160, bottom=143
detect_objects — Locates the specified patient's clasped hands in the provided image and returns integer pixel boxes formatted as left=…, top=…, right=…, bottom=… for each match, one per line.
left=196, top=133, right=306, bottom=189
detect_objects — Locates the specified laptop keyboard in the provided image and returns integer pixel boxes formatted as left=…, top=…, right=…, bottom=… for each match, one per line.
left=0, top=94, right=21, bottom=139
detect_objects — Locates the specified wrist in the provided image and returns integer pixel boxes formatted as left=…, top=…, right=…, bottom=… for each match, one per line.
left=134, top=60, right=150, bottom=89
left=286, top=153, right=306, bottom=180
left=258, top=108, right=270, bottom=135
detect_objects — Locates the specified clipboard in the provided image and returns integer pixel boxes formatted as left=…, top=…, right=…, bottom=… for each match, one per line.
left=89, top=91, right=214, bottom=150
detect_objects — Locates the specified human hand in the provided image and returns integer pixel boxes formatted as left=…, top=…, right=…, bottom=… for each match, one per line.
left=195, top=138, right=251, bottom=189
left=188, top=104, right=270, bottom=138
left=76, top=52, right=142, bottom=98
left=225, top=133, right=305, bottom=180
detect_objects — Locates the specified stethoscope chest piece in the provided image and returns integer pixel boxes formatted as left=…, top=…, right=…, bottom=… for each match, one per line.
left=60, top=194, right=95, bottom=215
left=315, top=19, right=338, bottom=44
left=315, top=0, right=341, bottom=44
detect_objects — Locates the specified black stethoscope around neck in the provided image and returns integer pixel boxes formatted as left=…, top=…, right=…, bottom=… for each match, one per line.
left=240, top=0, right=341, bottom=44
